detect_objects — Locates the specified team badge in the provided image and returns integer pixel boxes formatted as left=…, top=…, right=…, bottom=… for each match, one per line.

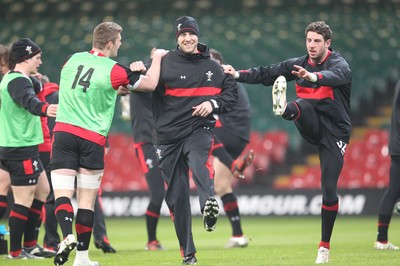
left=206, top=70, right=213, bottom=81
left=26, top=46, right=33, bottom=54
left=156, top=148, right=162, bottom=160
left=33, top=160, right=39, bottom=171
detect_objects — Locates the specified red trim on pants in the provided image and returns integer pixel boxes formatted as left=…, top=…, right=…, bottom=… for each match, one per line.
left=134, top=142, right=149, bottom=174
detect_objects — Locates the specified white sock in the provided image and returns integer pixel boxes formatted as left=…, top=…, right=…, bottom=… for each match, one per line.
left=75, top=250, right=89, bottom=261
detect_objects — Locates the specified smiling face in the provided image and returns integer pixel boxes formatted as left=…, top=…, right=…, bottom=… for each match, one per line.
left=177, top=31, right=198, bottom=54
left=306, top=31, right=331, bottom=64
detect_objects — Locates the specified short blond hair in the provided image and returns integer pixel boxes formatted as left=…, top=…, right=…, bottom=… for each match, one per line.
left=92, top=22, right=122, bottom=49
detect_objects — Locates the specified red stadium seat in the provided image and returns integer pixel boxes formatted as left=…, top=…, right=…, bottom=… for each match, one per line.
left=104, top=134, right=146, bottom=192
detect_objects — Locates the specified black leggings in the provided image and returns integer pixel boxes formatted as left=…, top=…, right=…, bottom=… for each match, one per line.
left=293, top=98, right=344, bottom=201
left=378, top=155, right=400, bottom=215
left=319, top=145, right=343, bottom=201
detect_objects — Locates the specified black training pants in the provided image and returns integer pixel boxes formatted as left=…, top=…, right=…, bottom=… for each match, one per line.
left=155, top=127, right=215, bottom=256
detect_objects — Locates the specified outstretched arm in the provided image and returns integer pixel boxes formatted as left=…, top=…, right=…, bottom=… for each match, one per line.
left=292, top=65, right=317, bottom=82
left=131, top=49, right=169, bottom=92
left=222, top=64, right=239, bottom=79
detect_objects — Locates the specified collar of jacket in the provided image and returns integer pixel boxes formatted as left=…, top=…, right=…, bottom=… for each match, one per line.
left=176, top=42, right=210, bottom=60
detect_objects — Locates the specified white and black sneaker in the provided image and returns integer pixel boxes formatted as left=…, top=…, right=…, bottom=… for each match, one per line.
left=374, top=241, right=399, bottom=250
left=182, top=254, right=197, bottom=265
left=24, top=243, right=56, bottom=258
left=73, top=258, right=100, bottom=266
left=225, top=236, right=250, bottom=248
left=272, top=75, right=287, bottom=116
left=54, top=234, right=78, bottom=265
left=315, top=246, right=330, bottom=264
left=203, top=197, right=219, bottom=232
left=5, top=249, right=44, bottom=259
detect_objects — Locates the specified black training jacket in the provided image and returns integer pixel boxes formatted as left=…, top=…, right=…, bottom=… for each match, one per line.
left=237, top=49, right=352, bottom=142
left=152, top=43, right=238, bottom=145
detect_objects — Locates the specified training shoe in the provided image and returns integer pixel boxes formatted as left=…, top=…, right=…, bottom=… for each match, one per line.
left=145, top=240, right=165, bottom=251
left=54, top=234, right=78, bottom=265
left=203, top=197, right=219, bottom=232
left=24, top=243, right=57, bottom=258
left=374, top=241, right=399, bottom=250
left=272, top=75, right=287, bottom=116
left=44, top=243, right=58, bottom=252
left=182, top=254, right=197, bottom=265
left=73, top=258, right=100, bottom=266
left=315, top=246, right=330, bottom=264
left=5, top=249, right=44, bottom=259
left=232, top=149, right=255, bottom=179
left=94, top=240, right=117, bottom=253
left=225, top=236, right=250, bottom=248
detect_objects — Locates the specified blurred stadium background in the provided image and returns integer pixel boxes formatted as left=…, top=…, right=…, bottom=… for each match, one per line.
left=1, top=0, right=399, bottom=216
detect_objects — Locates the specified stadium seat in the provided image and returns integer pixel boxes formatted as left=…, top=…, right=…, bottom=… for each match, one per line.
left=104, top=134, right=146, bottom=192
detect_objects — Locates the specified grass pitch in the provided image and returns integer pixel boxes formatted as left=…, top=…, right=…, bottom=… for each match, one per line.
left=2, top=216, right=400, bottom=265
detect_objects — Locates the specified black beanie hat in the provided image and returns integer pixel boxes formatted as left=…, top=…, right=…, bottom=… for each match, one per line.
left=175, top=16, right=199, bottom=39
left=11, top=38, right=41, bottom=63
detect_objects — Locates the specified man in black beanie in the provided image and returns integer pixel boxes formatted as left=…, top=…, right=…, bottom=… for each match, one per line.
left=130, top=15, right=238, bottom=264
left=0, top=37, right=57, bottom=259
left=175, top=16, right=199, bottom=39
left=11, top=38, right=42, bottom=65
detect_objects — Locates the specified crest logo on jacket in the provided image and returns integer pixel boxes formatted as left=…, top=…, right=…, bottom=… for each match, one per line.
left=206, top=71, right=213, bottom=81
left=156, top=148, right=162, bottom=160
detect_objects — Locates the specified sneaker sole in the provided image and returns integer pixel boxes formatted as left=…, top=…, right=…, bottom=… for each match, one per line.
left=272, top=75, right=287, bottom=116
left=203, top=198, right=219, bottom=232
left=244, top=150, right=254, bottom=168
left=32, top=251, right=56, bottom=258
left=374, top=242, right=400, bottom=250
left=233, top=150, right=255, bottom=179
left=225, top=241, right=249, bottom=248
left=54, top=242, right=77, bottom=266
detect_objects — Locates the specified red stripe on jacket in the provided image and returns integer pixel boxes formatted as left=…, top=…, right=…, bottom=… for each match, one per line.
left=296, top=84, right=334, bottom=100
left=164, top=86, right=222, bottom=97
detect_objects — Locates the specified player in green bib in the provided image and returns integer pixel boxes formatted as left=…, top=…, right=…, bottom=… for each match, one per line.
left=56, top=52, right=120, bottom=137
left=0, top=38, right=57, bottom=259
left=50, top=22, right=167, bottom=266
